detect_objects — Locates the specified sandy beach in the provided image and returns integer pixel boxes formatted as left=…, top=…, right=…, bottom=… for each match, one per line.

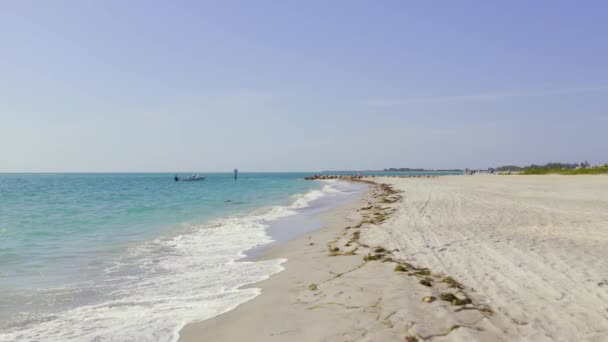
left=179, top=175, right=608, bottom=341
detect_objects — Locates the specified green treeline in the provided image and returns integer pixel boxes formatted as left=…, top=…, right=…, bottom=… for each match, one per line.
left=495, top=162, right=608, bottom=175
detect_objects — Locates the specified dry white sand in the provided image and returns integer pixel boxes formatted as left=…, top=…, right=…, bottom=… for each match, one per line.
left=180, top=175, right=608, bottom=341
left=371, top=175, right=608, bottom=341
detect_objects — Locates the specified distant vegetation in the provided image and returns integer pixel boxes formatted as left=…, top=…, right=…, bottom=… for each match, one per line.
left=495, top=162, right=608, bottom=175
left=523, top=165, right=608, bottom=175
left=495, top=165, right=524, bottom=172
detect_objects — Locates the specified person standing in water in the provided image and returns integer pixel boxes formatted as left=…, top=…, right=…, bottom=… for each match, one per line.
left=234, top=168, right=238, bottom=180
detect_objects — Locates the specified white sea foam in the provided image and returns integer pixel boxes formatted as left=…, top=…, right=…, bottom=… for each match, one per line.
left=0, top=181, right=348, bottom=342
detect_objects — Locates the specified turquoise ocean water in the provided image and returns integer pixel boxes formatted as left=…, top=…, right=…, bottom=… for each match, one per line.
left=0, top=171, right=457, bottom=341
left=0, top=173, right=361, bottom=341
left=0, top=173, right=322, bottom=288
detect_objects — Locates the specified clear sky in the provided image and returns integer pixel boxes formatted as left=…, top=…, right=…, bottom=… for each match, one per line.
left=1, top=0, right=607, bottom=172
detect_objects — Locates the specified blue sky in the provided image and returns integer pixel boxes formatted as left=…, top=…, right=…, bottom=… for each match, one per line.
left=1, top=0, right=607, bottom=171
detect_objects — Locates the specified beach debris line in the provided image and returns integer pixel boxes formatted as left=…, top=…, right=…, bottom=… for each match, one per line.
left=441, top=276, right=464, bottom=289
left=422, top=296, right=436, bottom=303
left=317, top=180, right=495, bottom=340
left=419, top=279, right=433, bottom=287
left=394, top=265, right=407, bottom=272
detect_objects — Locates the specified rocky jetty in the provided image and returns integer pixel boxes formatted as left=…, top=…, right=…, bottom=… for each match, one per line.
left=304, top=175, right=365, bottom=180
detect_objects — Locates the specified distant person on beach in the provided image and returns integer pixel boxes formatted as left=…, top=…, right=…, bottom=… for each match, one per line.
left=234, top=168, right=238, bottom=180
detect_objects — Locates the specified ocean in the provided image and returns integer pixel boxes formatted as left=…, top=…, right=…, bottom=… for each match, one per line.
left=0, top=173, right=367, bottom=341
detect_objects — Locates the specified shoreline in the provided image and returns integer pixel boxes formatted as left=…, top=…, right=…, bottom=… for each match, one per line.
left=179, top=179, right=505, bottom=341
left=241, top=180, right=368, bottom=261
left=0, top=176, right=365, bottom=342
left=178, top=181, right=375, bottom=341
left=179, top=175, right=608, bottom=341
left=178, top=180, right=374, bottom=339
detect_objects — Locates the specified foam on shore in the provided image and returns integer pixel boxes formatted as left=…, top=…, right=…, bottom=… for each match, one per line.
left=0, top=180, right=358, bottom=342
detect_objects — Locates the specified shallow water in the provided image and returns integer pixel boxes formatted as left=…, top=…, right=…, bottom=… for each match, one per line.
left=0, top=173, right=365, bottom=341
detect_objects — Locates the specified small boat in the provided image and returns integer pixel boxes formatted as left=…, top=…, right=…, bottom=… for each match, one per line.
left=174, top=174, right=206, bottom=182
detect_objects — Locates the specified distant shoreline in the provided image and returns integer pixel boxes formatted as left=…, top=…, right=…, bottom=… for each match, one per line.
left=320, top=169, right=463, bottom=173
